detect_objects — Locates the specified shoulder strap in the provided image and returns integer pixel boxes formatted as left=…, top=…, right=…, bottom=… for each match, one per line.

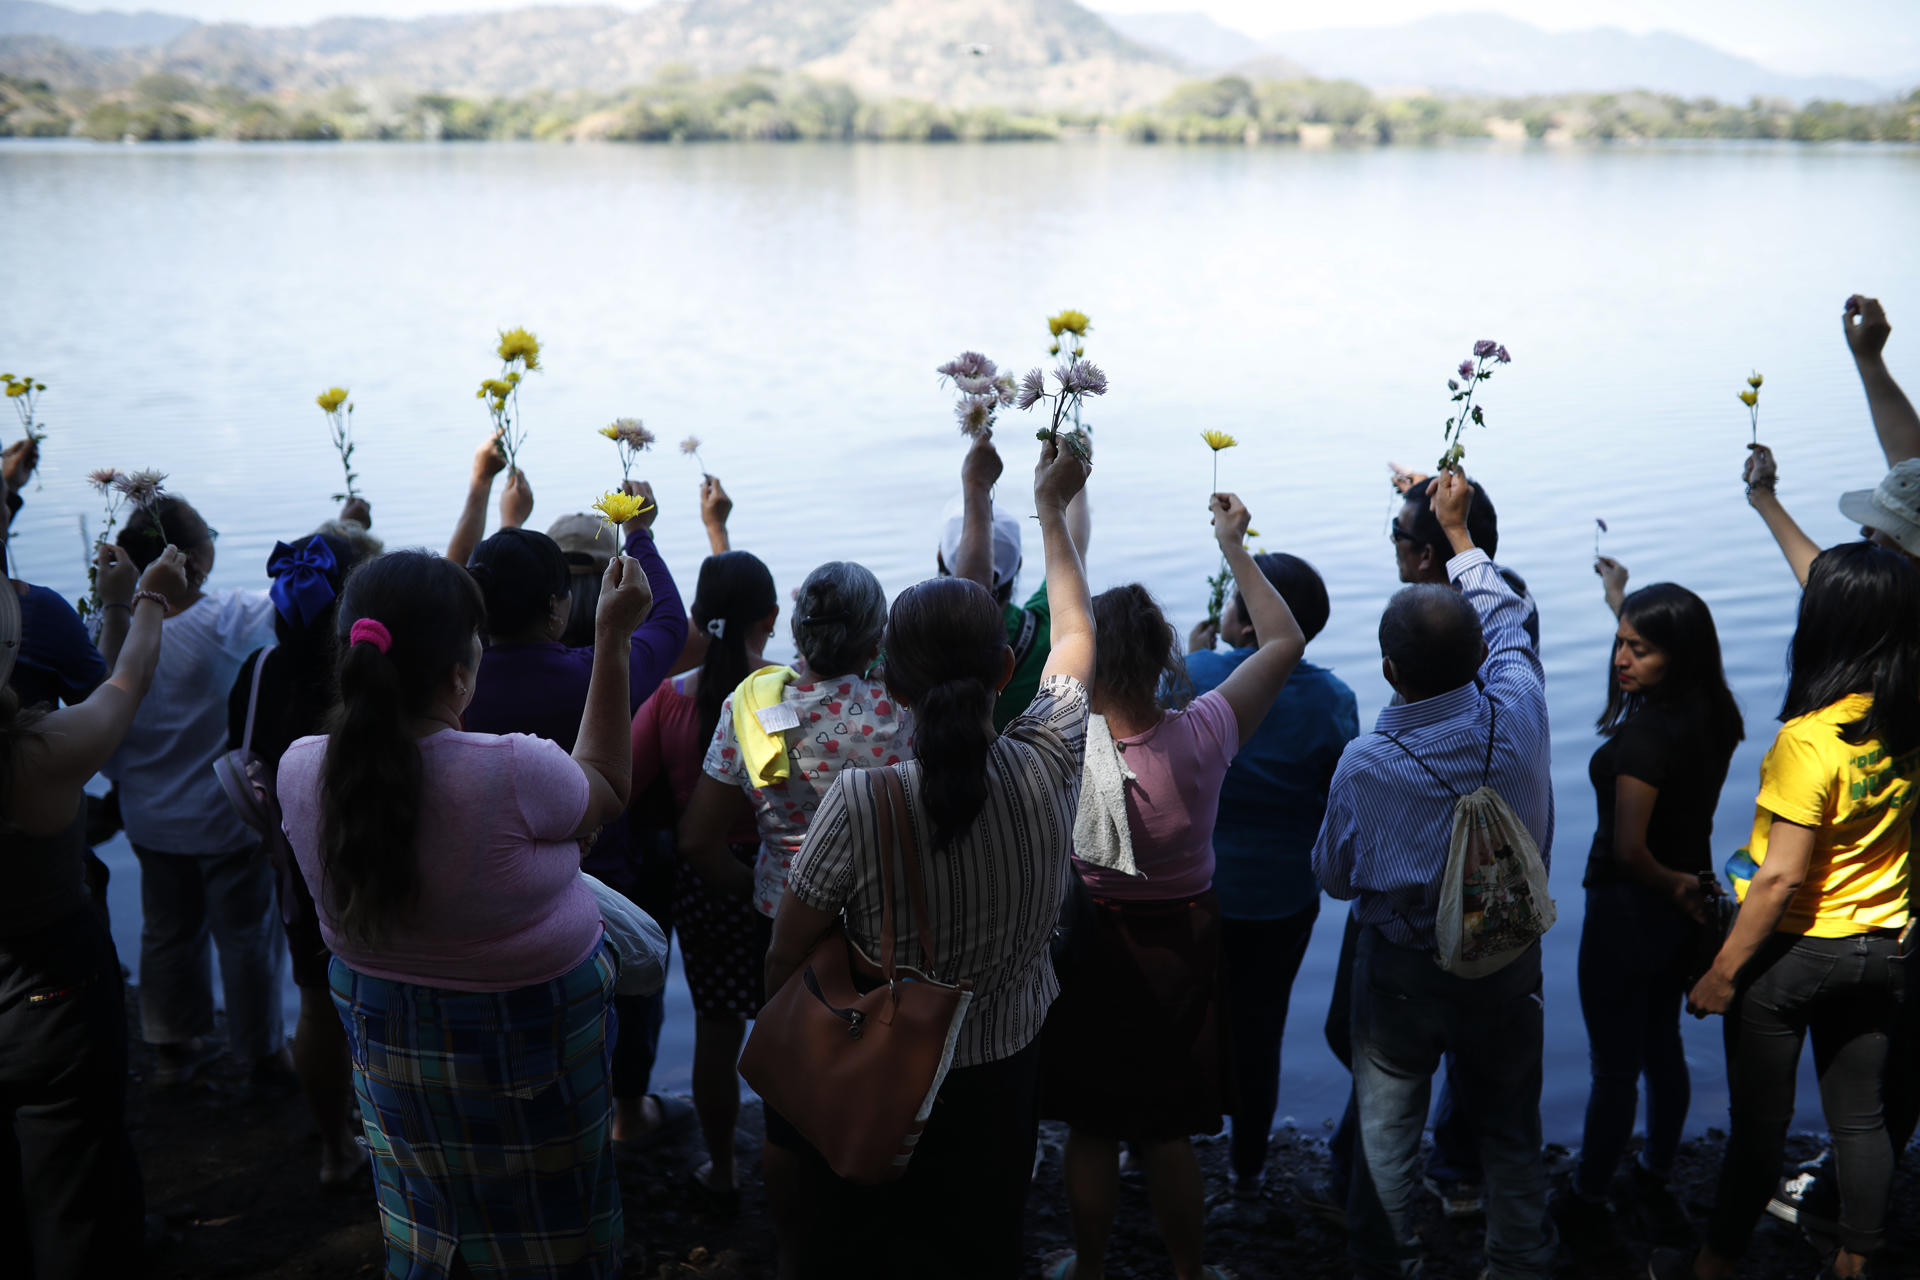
left=1377, top=730, right=1462, bottom=799
left=240, top=645, right=275, bottom=753
left=875, top=765, right=942, bottom=979
left=1008, top=606, right=1040, bottom=668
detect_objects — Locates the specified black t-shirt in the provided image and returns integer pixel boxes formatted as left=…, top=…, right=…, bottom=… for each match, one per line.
left=1585, top=701, right=1732, bottom=886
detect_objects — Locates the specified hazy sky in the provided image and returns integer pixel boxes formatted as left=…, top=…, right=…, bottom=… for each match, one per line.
left=94, top=1, right=1920, bottom=77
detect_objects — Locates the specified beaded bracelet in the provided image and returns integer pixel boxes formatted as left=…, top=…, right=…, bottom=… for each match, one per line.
left=102, top=601, right=132, bottom=613
left=132, top=590, right=170, bottom=612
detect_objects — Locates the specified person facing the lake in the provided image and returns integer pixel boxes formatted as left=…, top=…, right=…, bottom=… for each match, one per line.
left=277, top=548, right=652, bottom=1280
left=1313, top=470, right=1557, bottom=1280
left=1653, top=541, right=1917, bottom=1280
left=1042, top=491, right=1304, bottom=1280
left=941, top=430, right=1091, bottom=732
left=459, top=477, right=687, bottom=1151
left=225, top=523, right=375, bottom=1190
left=0, top=497, right=187, bottom=1279
left=1185, top=550, right=1358, bottom=1225
left=676, top=556, right=906, bottom=1273
left=104, top=493, right=292, bottom=1091
left=629, top=548, right=780, bottom=1198
left=759, top=435, right=1095, bottom=1280
left=1552, top=567, right=1743, bottom=1253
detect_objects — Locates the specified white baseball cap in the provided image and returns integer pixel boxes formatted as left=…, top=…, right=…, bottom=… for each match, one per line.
left=937, top=497, right=1023, bottom=593
left=1839, top=459, right=1920, bottom=558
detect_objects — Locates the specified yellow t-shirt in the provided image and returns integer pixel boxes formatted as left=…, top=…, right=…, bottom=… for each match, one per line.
left=1742, top=693, right=1916, bottom=937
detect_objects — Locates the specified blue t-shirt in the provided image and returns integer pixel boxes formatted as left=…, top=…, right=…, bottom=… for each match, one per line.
left=10, top=583, right=106, bottom=711
left=1186, top=649, right=1359, bottom=920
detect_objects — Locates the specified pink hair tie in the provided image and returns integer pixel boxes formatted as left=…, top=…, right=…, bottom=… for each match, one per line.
left=349, top=618, right=393, bottom=653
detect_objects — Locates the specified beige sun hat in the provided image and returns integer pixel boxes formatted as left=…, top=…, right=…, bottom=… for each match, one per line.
left=1838, top=459, right=1920, bottom=558
left=547, top=513, right=619, bottom=571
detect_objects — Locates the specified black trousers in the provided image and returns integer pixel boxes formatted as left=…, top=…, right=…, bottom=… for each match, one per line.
left=1710, top=931, right=1906, bottom=1260
left=1222, top=905, right=1319, bottom=1183
left=768, top=1037, right=1043, bottom=1280
left=0, top=906, right=145, bottom=1280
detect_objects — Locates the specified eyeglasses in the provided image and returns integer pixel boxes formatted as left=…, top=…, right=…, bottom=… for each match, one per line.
left=1388, top=522, right=1415, bottom=545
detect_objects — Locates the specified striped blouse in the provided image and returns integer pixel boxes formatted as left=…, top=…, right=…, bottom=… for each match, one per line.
left=785, top=674, right=1088, bottom=1068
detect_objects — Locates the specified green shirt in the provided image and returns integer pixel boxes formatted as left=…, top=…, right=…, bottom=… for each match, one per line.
left=994, top=583, right=1051, bottom=733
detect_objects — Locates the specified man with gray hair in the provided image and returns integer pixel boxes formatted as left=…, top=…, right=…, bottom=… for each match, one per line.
left=1313, top=471, right=1557, bottom=1279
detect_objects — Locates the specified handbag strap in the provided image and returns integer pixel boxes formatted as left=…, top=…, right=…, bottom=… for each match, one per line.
left=871, top=765, right=942, bottom=981
left=240, top=645, right=275, bottom=753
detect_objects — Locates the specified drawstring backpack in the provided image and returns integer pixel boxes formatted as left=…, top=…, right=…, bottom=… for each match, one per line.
left=1380, top=699, right=1555, bottom=977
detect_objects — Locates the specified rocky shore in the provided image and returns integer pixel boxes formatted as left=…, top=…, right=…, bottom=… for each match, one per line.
left=128, top=1009, right=1918, bottom=1279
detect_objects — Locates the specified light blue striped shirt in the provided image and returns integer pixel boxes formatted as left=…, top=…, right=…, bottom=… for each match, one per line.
left=1311, top=548, right=1553, bottom=952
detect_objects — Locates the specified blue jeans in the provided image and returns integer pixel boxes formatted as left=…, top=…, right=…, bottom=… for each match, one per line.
left=1349, top=927, right=1555, bottom=1279
left=1574, top=881, right=1694, bottom=1194
left=1325, top=910, right=1481, bottom=1191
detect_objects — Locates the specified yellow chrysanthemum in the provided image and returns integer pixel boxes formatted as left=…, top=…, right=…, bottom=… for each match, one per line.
left=592, top=490, right=653, bottom=527
left=1247, top=528, right=1261, bottom=538
left=479, top=378, right=513, bottom=399
left=316, top=387, right=349, bottom=413
left=3, top=383, right=24, bottom=398
left=491, top=397, right=508, bottom=413
left=497, top=327, right=541, bottom=365
left=599, top=425, right=622, bottom=440
left=1201, top=429, right=1238, bottom=451
left=506, top=371, right=522, bottom=385
left=1738, top=390, right=1759, bottom=407
left=1052, top=309, right=1091, bottom=336
left=1748, top=372, right=1764, bottom=389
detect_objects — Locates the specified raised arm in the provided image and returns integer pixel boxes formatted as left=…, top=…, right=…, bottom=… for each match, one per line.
left=700, top=475, right=733, bottom=555
left=1594, top=556, right=1629, bottom=618
left=1845, top=295, right=1919, bottom=466
left=1206, top=492, right=1304, bottom=746
left=1743, top=444, right=1817, bottom=588
left=614, top=481, right=689, bottom=702
left=1034, top=434, right=1093, bottom=687
left=568, top=554, right=647, bottom=836
left=1431, top=470, right=1543, bottom=699
left=951, top=430, right=1004, bottom=592
left=446, top=432, right=508, bottom=563
left=38, top=548, right=187, bottom=792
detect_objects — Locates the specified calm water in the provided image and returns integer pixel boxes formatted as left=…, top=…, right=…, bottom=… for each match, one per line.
left=5, top=138, right=1918, bottom=1141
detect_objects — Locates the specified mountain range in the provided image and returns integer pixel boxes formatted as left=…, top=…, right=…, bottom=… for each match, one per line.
left=1104, top=9, right=1902, bottom=104
left=0, top=1, right=1907, bottom=108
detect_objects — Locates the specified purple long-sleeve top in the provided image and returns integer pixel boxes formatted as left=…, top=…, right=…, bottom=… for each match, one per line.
left=462, top=527, right=688, bottom=889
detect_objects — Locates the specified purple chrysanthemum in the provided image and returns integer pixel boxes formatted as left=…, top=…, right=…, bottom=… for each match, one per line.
left=1458, top=360, right=1476, bottom=380
left=1016, top=368, right=1047, bottom=411
left=1473, top=340, right=1498, bottom=359
left=112, top=468, right=168, bottom=506
left=956, top=396, right=995, bottom=437
left=937, top=351, right=996, bottom=383
left=954, top=374, right=998, bottom=396
left=88, top=467, right=123, bottom=494
left=1494, top=345, right=1511, bottom=364
left=1061, top=361, right=1108, bottom=397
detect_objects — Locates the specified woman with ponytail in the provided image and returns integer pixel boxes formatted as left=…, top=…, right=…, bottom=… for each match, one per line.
left=277, top=548, right=654, bottom=1280
left=628, top=550, right=779, bottom=1195
left=1041, top=492, right=1305, bottom=1280
left=460, top=482, right=687, bottom=1149
left=758, top=435, right=1096, bottom=1280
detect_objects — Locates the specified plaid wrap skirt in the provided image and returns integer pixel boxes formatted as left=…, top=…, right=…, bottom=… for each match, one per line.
left=330, top=944, right=622, bottom=1280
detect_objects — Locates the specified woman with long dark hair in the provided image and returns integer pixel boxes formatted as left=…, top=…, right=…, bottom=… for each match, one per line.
left=1653, top=542, right=1918, bottom=1280
left=225, top=529, right=371, bottom=1188
left=278, top=548, right=652, bottom=1280
left=1554, top=566, right=1742, bottom=1249
left=629, top=549, right=779, bottom=1195
left=1042, top=492, right=1305, bottom=1280
left=758, top=435, right=1096, bottom=1279
left=0, top=533, right=186, bottom=1279
left=460, top=482, right=687, bottom=1149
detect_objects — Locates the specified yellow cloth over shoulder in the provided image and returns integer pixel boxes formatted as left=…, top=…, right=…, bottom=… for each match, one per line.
left=732, top=665, right=800, bottom=787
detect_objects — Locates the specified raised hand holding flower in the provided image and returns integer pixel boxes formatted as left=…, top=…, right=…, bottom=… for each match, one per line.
left=316, top=386, right=361, bottom=501
left=1436, top=340, right=1510, bottom=472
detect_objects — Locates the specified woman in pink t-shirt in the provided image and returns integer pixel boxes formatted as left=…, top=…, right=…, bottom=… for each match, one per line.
left=278, top=549, right=652, bottom=1280
left=1041, top=494, right=1304, bottom=1280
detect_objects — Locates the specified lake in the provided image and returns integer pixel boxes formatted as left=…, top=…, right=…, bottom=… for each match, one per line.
left=4, top=137, right=1917, bottom=1142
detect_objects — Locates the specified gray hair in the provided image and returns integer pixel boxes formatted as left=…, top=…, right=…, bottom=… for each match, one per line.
left=1379, top=584, right=1484, bottom=699
left=791, top=561, right=886, bottom=677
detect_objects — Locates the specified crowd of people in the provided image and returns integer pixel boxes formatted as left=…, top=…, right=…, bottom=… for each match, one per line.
left=0, top=293, right=1914, bottom=1280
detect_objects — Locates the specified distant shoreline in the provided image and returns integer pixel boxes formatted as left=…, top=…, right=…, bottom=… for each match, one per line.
left=5, top=70, right=1917, bottom=148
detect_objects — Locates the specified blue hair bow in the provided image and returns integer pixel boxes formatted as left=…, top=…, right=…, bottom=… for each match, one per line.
left=267, top=538, right=340, bottom=628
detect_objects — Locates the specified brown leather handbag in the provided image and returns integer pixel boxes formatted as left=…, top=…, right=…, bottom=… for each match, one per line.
left=739, top=765, right=974, bottom=1185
